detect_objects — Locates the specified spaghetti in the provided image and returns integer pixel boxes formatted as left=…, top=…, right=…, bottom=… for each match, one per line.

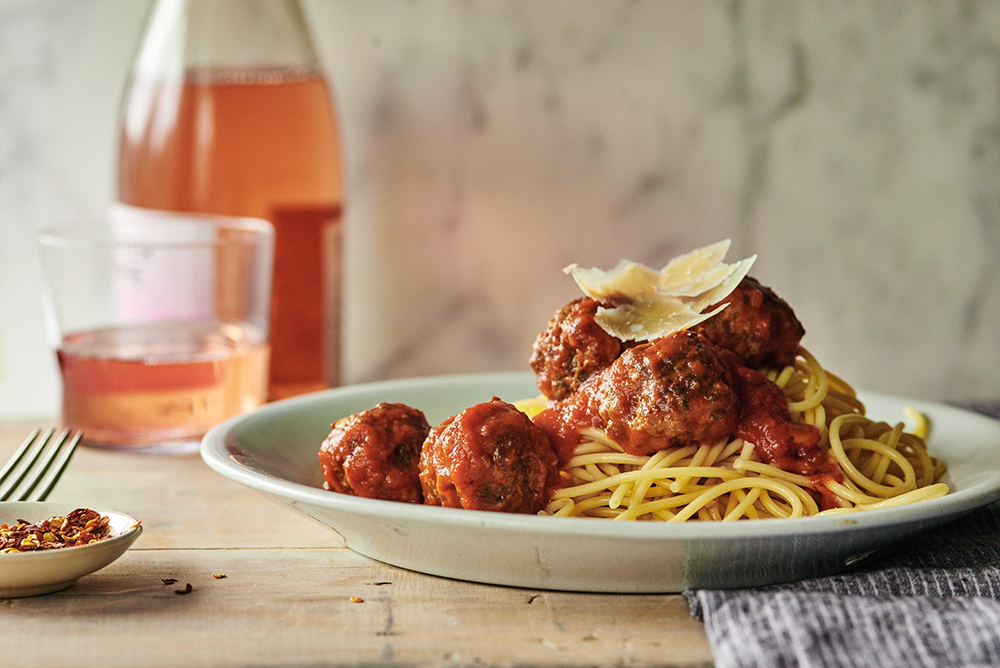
left=519, top=347, right=948, bottom=521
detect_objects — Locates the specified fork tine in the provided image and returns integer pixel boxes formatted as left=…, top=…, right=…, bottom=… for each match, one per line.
left=0, top=428, right=54, bottom=501
left=30, top=429, right=82, bottom=502
left=0, top=428, right=82, bottom=503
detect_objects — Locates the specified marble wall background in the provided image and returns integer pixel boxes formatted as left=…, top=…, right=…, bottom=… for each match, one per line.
left=1, top=0, right=998, bottom=420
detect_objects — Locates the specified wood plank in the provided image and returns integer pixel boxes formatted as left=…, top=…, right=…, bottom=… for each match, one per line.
left=2, top=548, right=712, bottom=668
left=0, top=422, right=341, bottom=549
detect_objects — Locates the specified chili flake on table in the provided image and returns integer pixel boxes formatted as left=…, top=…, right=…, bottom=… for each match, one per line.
left=0, top=508, right=111, bottom=553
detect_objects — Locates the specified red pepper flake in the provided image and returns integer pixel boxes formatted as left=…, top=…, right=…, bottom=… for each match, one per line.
left=1, top=508, right=111, bottom=553
left=175, top=583, right=194, bottom=595
left=161, top=578, right=178, bottom=585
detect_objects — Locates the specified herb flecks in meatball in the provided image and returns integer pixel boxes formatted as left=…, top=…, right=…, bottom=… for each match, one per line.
left=589, top=331, right=740, bottom=456
left=692, top=276, right=805, bottom=369
left=419, top=398, right=560, bottom=514
left=530, top=297, right=624, bottom=401
left=533, top=330, right=740, bottom=459
left=319, top=402, right=430, bottom=503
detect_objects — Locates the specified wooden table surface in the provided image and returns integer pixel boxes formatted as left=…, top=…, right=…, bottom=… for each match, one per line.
left=0, top=421, right=713, bottom=668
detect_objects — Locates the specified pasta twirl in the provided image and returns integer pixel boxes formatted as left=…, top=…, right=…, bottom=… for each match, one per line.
left=522, top=347, right=948, bottom=522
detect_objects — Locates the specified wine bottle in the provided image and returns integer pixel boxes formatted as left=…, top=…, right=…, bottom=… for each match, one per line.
left=117, top=0, right=343, bottom=399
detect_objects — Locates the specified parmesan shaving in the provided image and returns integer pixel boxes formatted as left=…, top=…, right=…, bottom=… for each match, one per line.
left=564, top=240, right=756, bottom=342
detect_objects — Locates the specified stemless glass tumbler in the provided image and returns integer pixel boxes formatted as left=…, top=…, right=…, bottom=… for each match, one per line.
left=38, top=206, right=274, bottom=453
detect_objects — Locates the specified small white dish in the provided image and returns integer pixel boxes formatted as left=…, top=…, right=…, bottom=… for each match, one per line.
left=201, top=372, right=1000, bottom=593
left=0, top=502, right=142, bottom=598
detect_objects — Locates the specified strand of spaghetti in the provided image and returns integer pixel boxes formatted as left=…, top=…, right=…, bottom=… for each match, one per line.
left=624, top=450, right=673, bottom=511
left=723, top=488, right=740, bottom=516
left=871, top=422, right=906, bottom=485
left=769, top=365, right=797, bottom=389
left=732, top=458, right=813, bottom=487
left=665, top=477, right=805, bottom=522
left=787, top=348, right=828, bottom=413
left=670, top=441, right=718, bottom=493
left=756, top=489, right=801, bottom=518
left=609, top=474, right=631, bottom=509
left=899, top=432, right=935, bottom=487
left=569, top=440, right=699, bottom=509
left=741, top=491, right=761, bottom=519
left=724, top=487, right=763, bottom=521
left=565, top=452, right=650, bottom=468
left=818, top=483, right=950, bottom=514
left=828, top=413, right=915, bottom=494
left=832, top=430, right=917, bottom=497
left=849, top=422, right=900, bottom=484
left=797, top=402, right=827, bottom=429
left=576, top=433, right=630, bottom=501
left=544, top=496, right=575, bottom=517
left=570, top=465, right=597, bottom=484
left=825, top=480, right=885, bottom=505
left=609, top=480, right=798, bottom=522
left=822, top=390, right=866, bottom=418
left=609, top=489, right=711, bottom=521
left=825, top=369, right=857, bottom=396
left=890, top=440, right=926, bottom=487
left=586, top=507, right=625, bottom=519
left=584, top=463, right=606, bottom=482
left=599, top=461, right=624, bottom=478
left=728, top=460, right=821, bottom=514
left=578, top=428, right=622, bottom=451
left=542, top=492, right=613, bottom=517
left=571, top=441, right=698, bottom=509
left=551, top=466, right=743, bottom=500
left=705, top=438, right=741, bottom=466
left=574, top=494, right=621, bottom=514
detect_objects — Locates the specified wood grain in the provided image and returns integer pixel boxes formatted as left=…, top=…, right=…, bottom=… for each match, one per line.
left=0, top=421, right=712, bottom=667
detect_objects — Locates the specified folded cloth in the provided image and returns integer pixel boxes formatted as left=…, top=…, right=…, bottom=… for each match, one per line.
left=686, top=403, right=1000, bottom=668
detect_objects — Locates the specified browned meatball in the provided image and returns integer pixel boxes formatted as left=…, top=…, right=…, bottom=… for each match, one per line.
left=691, top=276, right=805, bottom=369
left=584, top=330, right=739, bottom=456
left=529, top=297, right=624, bottom=401
left=319, top=402, right=430, bottom=503
left=419, top=398, right=560, bottom=513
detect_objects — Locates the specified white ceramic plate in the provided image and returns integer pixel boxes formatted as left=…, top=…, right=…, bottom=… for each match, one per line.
left=201, top=372, right=1000, bottom=593
left=0, top=502, right=142, bottom=598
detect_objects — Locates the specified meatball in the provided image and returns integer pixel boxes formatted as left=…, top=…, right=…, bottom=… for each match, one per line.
left=691, top=276, right=805, bottom=369
left=585, top=330, right=739, bottom=456
left=529, top=297, right=624, bottom=401
left=319, top=402, right=430, bottom=503
left=419, top=398, right=560, bottom=513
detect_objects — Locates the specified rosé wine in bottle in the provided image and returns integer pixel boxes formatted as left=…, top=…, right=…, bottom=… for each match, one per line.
left=117, top=0, right=343, bottom=400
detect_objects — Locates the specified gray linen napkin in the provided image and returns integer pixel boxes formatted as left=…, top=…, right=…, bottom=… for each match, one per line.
left=685, top=403, right=1000, bottom=668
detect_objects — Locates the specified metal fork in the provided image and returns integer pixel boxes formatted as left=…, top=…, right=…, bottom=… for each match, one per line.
left=0, top=428, right=82, bottom=502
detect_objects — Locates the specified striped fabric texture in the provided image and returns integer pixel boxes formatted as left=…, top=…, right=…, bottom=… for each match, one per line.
left=687, top=404, right=1000, bottom=668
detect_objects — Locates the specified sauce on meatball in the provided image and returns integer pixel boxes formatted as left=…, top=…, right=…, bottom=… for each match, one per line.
left=533, top=331, right=739, bottom=459
left=691, top=276, right=805, bottom=369
left=419, top=398, right=560, bottom=513
left=529, top=297, right=624, bottom=401
left=319, top=402, right=429, bottom=503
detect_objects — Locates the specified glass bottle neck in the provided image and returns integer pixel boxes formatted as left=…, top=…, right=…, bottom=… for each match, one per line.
left=131, top=0, right=321, bottom=81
